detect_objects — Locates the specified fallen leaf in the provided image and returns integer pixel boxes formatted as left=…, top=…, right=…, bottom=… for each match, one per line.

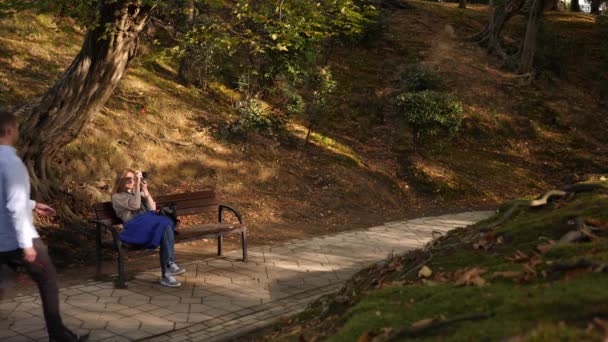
left=586, top=218, right=608, bottom=230
left=455, top=267, right=487, bottom=287
left=593, top=317, right=608, bottom=335
left=418, top=266, right=433, bottom=278
left=537, top=240, right=556, bottom=254
left=410, top=318, right=437, bottom=331
left=433, top=272, right=449, bottom=282
left=523, top=263, right=537, bottom=277
left=506, top=250, right=530, bottom=263
left=358, top=331, right=374, bottom=342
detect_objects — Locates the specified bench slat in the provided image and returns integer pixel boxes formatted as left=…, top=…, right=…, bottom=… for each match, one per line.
left=154, top=189, right=215, bottom=202
left=157, top=197, right=219, bottom=211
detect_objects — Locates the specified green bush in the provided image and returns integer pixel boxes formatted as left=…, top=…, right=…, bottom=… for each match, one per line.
left=224, top=98, right=285, bottom=140
left=396, top=91, right=464, bottom=145
left=399, top=65, right=443, bottom=92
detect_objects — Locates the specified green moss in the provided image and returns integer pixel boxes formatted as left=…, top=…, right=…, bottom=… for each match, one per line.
left=330, top=276, right=607, bottom=341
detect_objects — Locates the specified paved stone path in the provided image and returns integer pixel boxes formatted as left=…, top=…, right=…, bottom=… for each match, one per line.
left=0, top=211, right=493, bottom=342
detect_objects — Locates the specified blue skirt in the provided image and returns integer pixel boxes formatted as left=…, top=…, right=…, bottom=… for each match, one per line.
left=120, top=211, right=174, bottom=249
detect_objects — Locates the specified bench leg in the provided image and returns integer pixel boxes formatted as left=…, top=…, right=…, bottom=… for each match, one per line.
left=217, top=236, right=223, bottom=256
left=116, top=246, right=127, bottom=289
left=95, top=225, right=103, bottom=278
left=242, top=230, right=248, bottom=262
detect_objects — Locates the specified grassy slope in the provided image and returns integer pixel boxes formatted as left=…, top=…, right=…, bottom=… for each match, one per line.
left=0, top=0, right=607, bottom=266
left=252, top=186, right=608, bottom=341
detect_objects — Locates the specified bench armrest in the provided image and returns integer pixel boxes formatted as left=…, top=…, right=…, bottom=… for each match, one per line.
left=91, top=219, right=123, bottom=249
left=219, top=204, right=245, bottom=225
left=90, top=219, right=120, bottom=234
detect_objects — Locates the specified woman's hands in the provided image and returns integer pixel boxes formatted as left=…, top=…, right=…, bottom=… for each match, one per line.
left=141, top=179, right=150, bottom=195
left=135, top=170, right=143, bottom=182
left=136, top=170, right=151, bottom=196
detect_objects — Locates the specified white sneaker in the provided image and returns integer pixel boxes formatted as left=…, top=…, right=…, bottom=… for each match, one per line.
left=166, top=262, right=186, bottom=276
left=160, top=275, right=181, bottom=287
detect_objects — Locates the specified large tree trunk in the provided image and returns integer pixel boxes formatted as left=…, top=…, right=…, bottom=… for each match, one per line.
left=14, top=1, right=152, bottom=199
left=472, top=0, right=527, bottom=59
left=590, top=0, right=601, bottom=13
left=517, top=0, right=547, bottom=74
left=459, top=0, right=468, bottom=9
left=570, top=0, right=581, bottom=12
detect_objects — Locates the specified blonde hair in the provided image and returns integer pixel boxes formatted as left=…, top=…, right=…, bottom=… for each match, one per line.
left=113, top=168, right=137, bottom=194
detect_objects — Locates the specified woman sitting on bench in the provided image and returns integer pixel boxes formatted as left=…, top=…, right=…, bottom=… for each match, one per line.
left=112, top=168, right=185, bottom=287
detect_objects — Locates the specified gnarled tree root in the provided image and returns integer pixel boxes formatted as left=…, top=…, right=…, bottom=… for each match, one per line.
left=481, top=184, right=607, bottom=231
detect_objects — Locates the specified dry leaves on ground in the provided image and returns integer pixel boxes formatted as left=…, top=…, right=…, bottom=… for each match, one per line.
left=495, top=250, right=543, bottom=282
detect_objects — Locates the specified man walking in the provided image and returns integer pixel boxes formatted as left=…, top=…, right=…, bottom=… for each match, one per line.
left=0, top=111, right=88, bottom=342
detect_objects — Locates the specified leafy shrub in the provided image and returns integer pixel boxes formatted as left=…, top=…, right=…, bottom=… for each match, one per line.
left=399, top=65, right=443, bottom=92
left=269, top=76, right=305, bottom=117
left=396, top=91, right=464, bottom=145
left=224, top=98, right=285, bottom=140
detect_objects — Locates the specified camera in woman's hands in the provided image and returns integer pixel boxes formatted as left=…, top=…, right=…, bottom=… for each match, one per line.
left=141, top=171, right=149, bottom=179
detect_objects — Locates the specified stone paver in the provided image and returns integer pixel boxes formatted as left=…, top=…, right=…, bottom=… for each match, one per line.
left=0, top=211, right=493, bottom=341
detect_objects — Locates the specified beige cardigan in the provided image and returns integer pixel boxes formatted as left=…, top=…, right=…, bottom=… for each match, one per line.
left=112, top=187, right=156, bottom=223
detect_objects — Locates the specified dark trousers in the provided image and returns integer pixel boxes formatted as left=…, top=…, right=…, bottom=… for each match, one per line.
left=159, top=224, right=175, bottom=277
left=0, top=238, right=78, bottom=342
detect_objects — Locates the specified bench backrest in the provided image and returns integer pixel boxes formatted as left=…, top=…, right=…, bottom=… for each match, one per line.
left=92, top=188, right=218, bottom=225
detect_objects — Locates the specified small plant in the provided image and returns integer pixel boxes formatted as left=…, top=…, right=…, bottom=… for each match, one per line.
left=270, top=75, right=305, bottom=117
left=224, top=97, right=285, bottom=140
left=396, top=91, right=464, bottom=146
left=303, top=67, right=337, bottom=144
left=399, top=65, right=443, bottom=92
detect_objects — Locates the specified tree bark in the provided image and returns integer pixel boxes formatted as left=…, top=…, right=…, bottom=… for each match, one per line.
left=570, top=0, right=581, bottom=12
left=14, top=1, right=152, bottom=199
left=459, top=0, right=467, bottom=9
left=590, top=0, right=601, bottom=13
left=472, top=0, right=527, bottom=59
left=517, top=0, right=547, bottom=74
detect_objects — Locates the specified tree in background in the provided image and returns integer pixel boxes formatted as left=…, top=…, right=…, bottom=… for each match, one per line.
left=472, top=0, right=552, bottom=75
left=570, top=0, right=581, bottom=12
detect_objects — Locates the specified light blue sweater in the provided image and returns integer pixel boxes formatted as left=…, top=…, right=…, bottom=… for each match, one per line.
left=0, top=145, right=38, bottom=251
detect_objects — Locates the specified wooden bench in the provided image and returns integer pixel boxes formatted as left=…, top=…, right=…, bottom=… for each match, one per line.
left=91, top=188, right=247, bottom=288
